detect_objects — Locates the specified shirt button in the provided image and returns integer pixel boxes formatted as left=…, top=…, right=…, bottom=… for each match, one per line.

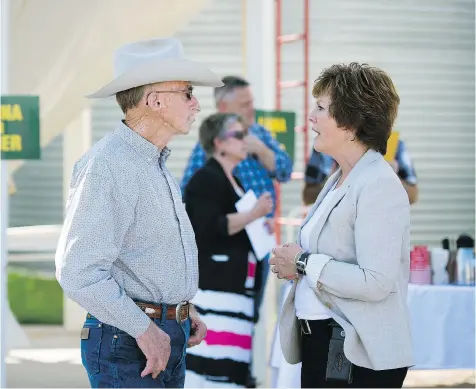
left=317, top=282, right=323, bottom=290
left=341, top=330, right=346, bottom=338
left=325, top=303, right=332, bottom=309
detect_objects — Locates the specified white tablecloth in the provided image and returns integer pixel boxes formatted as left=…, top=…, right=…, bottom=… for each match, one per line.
left=407, top=283, right=475, bottom=369
left=270, top=283, right=475, bottom=388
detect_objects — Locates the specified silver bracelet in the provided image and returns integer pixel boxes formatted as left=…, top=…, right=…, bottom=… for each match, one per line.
left=293, top=250, right=304, bottom=264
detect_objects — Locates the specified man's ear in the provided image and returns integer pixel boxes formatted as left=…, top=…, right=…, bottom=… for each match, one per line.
left=146, top=91, right=161, bottom=109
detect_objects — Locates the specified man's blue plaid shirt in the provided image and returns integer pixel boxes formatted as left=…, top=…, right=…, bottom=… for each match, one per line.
left=181, top=123, right=293, bottom=215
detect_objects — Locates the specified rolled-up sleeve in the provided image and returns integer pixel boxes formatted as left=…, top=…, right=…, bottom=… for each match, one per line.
left=256, top=126, right=293, bottom=182
left=304, top=254, right=332, bottom=291
left=55, top=160, right=151, bottom=338
left=305, top=176, right=410, bottom=302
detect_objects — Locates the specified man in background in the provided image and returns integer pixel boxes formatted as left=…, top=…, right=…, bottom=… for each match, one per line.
left=302, top=139, right=418, bottom=205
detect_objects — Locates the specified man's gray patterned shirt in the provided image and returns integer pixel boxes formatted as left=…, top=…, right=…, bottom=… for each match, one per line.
left=55, top=121, right=199, bottom=338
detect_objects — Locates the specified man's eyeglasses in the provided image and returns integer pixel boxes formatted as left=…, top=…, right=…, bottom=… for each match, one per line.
left=145, top=89, right=193, bottom=105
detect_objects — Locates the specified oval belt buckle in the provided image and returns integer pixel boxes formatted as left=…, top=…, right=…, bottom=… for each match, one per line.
left=176, top=301, right=188, bottom=324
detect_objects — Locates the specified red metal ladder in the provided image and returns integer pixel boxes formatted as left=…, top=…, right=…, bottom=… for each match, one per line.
left=274, top=0, right=310, bottom=243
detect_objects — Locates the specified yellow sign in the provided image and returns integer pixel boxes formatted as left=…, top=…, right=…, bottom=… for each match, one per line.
left=384, top=131, right=399, bottom=162
left=1, top=104, right=24, bottom=152
left=255, top=109, right=296, bottom=162
left=256, top=116, right=287, bottom=133
left=1, top=96, right=40, bottom=160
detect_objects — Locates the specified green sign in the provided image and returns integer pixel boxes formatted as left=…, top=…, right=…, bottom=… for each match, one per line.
left=1, top=95, right=40, bottom=160
left=255, top=109, right=295, bottom=163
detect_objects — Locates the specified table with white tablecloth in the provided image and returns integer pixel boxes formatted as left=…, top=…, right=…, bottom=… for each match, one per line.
left=270, top=283, right=475, bottom=388
left=407, top=283, right=475, bottom=369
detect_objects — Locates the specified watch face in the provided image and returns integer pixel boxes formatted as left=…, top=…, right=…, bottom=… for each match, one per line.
left=296, top=261, right=306, bottom=271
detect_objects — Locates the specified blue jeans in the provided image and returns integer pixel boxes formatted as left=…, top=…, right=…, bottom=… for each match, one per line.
left=81, top=311, right=191, bottom=388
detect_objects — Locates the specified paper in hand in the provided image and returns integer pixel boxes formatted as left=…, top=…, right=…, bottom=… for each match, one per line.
left=235, top=190, right=277, bottom=260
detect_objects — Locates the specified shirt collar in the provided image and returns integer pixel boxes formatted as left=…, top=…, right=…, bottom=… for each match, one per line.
left=114, top=121, right=171, bottom=164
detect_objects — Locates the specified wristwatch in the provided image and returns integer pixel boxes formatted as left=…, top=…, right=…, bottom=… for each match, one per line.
left=295, top=252, right=310, bottom=275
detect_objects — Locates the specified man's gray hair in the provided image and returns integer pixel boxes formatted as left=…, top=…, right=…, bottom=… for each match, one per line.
left=214, top=76, right=250, bottom=106
left=116, top=85, right=148, bottom=114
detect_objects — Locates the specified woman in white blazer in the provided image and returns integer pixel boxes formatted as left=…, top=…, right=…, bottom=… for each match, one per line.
left=270, top=63, right=413, bottom=388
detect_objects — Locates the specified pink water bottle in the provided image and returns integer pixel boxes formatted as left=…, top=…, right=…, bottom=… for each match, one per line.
left=410, top=246, right=431, bottom=284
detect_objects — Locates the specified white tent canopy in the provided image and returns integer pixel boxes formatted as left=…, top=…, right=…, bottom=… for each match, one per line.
left=3, top=0, right=211, bottom=352
left=7, top=0, right=211, bottom=176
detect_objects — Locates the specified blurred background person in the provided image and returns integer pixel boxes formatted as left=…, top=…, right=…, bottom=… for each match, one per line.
left=389, top=139, right=419, bottom=204
left=183, top=113, right=273, bottom=388
left=301, top=150, right=337, bottom=206
left=181, top=75, right=293, bottom=323
left=302, top=139, right=418, bottom=206
left=271, top=63, right=413, bottom=388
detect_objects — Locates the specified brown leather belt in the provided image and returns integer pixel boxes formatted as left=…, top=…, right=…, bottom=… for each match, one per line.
left=136, top=301, right=190, bottom=323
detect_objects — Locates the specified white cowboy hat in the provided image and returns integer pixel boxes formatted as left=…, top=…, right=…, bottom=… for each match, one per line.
left=86, top=37, right=223, bottom=99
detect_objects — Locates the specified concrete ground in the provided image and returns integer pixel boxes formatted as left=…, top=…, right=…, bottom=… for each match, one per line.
left=5, top=326, right=475, bottom=388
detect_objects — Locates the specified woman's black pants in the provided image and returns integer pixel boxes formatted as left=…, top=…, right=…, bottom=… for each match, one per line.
left=300, top=318, right=408, bottom=388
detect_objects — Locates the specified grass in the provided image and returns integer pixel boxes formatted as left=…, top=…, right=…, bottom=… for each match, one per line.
left=8, top=270, right=63, bottom=325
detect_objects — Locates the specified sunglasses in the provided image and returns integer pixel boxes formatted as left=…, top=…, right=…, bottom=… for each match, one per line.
left=222, top=129, right=248, bottom=140
left=145, top=89, right=193, bottom=105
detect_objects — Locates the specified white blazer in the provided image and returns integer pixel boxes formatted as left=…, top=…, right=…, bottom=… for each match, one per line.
left=279, top=149, right=413, bottom=371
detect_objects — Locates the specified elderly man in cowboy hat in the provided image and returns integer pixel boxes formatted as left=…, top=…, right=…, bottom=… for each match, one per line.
left=55, top=37, right=223, bottom=388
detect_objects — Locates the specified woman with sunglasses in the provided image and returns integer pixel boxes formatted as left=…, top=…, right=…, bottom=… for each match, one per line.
left=183, top=113, right=273, bottom=388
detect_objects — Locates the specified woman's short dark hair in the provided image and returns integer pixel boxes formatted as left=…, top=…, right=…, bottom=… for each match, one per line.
left=312, top=62, right=400, bottom=154
left=199, top=113, right=246, bottom=157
